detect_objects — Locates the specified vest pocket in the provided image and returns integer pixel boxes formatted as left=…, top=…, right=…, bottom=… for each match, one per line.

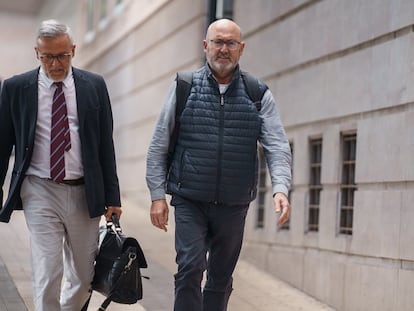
left=176, top=148, right=187, bottom=188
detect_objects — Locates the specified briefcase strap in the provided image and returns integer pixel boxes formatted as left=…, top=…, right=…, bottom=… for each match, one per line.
left=80, top=291, right=92, bottom=311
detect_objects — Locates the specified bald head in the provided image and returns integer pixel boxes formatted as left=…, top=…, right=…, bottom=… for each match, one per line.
left=206, top=19, right=242, bottom=42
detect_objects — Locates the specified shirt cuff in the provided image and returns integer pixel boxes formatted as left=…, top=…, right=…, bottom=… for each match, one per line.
left=272, top=184, right=289, bottom=197
left=150, top=188, right=166, bottom=201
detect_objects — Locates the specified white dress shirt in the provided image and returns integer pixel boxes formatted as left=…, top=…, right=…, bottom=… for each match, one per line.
left=26, top=67, right=84, bottom=179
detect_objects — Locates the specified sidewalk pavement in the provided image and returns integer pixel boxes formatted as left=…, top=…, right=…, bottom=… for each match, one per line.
left=0, top=201, right=335, bottom=311
left=0, top=256, right=27, bottom=311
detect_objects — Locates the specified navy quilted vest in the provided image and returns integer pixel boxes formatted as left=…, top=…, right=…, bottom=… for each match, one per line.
left=167, top=66, right=263, bottom=205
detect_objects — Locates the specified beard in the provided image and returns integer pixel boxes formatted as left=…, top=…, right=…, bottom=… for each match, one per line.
left=208, top=54, right=237, bottom=76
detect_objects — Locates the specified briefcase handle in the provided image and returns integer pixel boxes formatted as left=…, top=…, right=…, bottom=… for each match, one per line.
left=106, top=214, right=122, bottom=233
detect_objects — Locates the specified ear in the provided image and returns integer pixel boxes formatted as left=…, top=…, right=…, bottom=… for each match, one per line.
left=239, top=41, right=245, bottom=56
left=71, top=44, right=76, bottom=58
left=203, top=40, right=208, bottom=52
left=34, top=47, right=40, bottom=60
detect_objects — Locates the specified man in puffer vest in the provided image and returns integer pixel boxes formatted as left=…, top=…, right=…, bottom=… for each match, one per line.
left=146, top=18, right=291, bottom=311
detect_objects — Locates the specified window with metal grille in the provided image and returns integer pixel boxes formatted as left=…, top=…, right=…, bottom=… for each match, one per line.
left=256, top=147, right=267, bottom=228
left=308, top=138, right=322, bottom=232
left=86, top=0, right=94, bottom=32
left=100, top=0, right=107, bottom=21
left=339, top=133, right=357, bottom=235
left=209, top=0, right=234, bottom=21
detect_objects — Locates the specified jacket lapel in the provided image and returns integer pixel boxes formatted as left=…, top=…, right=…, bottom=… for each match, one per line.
left=24, top=69, right=40, bottom=149
left=73, top=68, right=93, bottom=129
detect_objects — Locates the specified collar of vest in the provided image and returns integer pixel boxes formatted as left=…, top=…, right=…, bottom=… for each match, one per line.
left=204, top=63, right=242, bottom=84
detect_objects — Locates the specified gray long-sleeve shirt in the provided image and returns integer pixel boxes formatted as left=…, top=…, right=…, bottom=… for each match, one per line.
left=146, top=81, right=292, bottom=202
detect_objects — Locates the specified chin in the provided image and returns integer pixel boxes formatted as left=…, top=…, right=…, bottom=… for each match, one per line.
left=213, top=63, right=235, bottom=74
left=49, top=73, right=66, bottom=82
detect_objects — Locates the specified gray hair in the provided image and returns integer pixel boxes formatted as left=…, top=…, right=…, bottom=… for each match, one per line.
left=37, top=19, right=74, bottom=45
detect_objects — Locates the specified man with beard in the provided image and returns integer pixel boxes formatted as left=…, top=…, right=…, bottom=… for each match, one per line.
left=146, top=19, right=291, bottom=311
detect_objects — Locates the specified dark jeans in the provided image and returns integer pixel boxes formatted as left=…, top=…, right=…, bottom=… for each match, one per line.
left=171, top=195, right=249, bottom=311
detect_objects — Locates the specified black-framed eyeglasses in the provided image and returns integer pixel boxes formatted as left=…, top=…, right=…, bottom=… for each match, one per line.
left=39, top=53, right=72, bottom=64
left=209, top=39, right=241, bottom=51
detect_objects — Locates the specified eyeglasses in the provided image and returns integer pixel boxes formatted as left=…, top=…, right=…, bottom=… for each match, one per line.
left=209, top=39, right=241, bottom=51
left=38, top=53, right=72, bottom=64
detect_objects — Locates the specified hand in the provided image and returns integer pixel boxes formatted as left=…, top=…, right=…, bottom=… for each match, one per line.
left=150, top=199, right=169, bottom=232
left=105, top=206, right=122, bottom=221
left=273, top=193, right=290, bottom=225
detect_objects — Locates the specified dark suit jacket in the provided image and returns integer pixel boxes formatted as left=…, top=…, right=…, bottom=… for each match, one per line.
left=0, top=67, right=121, bottom=223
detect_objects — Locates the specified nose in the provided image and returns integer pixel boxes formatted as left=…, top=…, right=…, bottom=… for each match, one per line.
left=219, top=44, right=229, bottom=52
left=50, top=57, right=59, bottom=65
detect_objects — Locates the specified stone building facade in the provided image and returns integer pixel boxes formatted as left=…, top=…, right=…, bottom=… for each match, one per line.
left=1, top=0, right=413, bottom=310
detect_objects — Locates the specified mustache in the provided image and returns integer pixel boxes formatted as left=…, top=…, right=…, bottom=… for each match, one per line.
left=217, top=53, right=231, bottom=59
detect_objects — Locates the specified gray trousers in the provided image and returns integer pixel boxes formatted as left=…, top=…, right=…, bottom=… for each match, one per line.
left=21, top=175, right=100, bottom=311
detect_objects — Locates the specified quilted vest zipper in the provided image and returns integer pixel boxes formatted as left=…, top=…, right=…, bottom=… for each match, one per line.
left=214, top=94, right=225, bottom=204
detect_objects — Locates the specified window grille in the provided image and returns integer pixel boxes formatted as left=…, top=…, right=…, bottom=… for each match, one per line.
left=339, top=133, right=357, bottom=235
left=308, top=138, right=322, bottom=232
left=86, top=0, right=94, bottom=32
left=256, top=147, right=267, bottom=228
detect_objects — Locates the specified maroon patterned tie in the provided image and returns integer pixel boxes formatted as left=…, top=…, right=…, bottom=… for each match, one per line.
left=50, top=82, right=71, bottom=182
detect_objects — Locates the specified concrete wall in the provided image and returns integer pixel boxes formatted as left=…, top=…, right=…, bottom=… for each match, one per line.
left=237, top=0, right=414, bottom=310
